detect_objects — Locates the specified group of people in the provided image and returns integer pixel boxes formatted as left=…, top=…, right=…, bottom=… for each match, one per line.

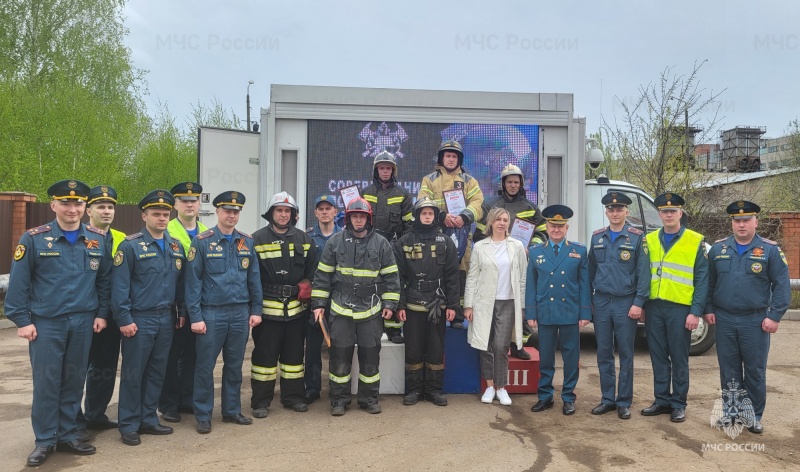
left=5, top=138, right=790, bottom=468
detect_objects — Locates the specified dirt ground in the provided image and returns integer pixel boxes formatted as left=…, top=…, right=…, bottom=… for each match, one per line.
left=0, top=322, right=798, bottom=472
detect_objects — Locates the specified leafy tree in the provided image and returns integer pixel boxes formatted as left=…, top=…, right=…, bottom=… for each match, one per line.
left=0, top=0, right=146, bottom=200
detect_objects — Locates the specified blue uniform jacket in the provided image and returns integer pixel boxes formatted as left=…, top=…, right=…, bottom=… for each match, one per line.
left=588, top=225, right=651, bottom=312
left=307, top=223, right=341, bottom=266
left=6, top=220, right=111, bottom=327
left=184, top=226, right=262, bottom=323
left=706, top=234, right=790, bottom=321
left=111, top=229, right=186, bottom=327
left=525, top=241, right=592, bottom=324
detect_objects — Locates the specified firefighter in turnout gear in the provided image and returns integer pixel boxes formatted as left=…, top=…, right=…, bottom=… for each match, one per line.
left=250, top=192, right=317, bottom=417
left=363, top=150, right=413, bottom=344
left=310, top=197, right=401, bottom=416
left=418, top=139, right=484, bottom=329
left=393, top=197, right=460, bottom=406
left=474, top=163, right=546, bottom=359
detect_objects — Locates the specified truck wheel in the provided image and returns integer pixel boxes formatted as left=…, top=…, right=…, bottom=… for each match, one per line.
left=689, top=319, right=716, bottom=356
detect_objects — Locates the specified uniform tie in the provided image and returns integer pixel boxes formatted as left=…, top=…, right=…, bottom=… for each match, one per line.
left=553, top=244, right=559, bottom=256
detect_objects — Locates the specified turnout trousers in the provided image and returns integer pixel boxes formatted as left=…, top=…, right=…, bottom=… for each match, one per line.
left=404, top=308, right=446, bottom=394
left=328, top=315, right=383, bottom=407
left=250, top=316, right=307, bottom=409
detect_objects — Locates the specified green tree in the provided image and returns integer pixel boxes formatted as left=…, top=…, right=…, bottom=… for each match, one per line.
left=0, top=0, right=146, bottom=199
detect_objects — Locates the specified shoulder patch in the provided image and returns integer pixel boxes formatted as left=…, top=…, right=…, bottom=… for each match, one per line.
left=14, top=244, right=26, bottom=261
left=113, top=251, right=124, bottom=266
left=761, top=237, right=777, bottom=246
left=593, top=227, right=607, bottom=235
left=86, top=226, right=106, bottom=236
left=125, top=232, right=143, bottom=240
left=627, top=227, right=643, bottom=235
left=27, top=224, right=52, bottom=235
left=238, top=231, right=252, bottom=239
left=197, top=229, right=215, bottom=240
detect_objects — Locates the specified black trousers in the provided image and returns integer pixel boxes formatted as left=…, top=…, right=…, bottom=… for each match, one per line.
left=328, top=315, right=383, bottom=407
left=404, top=309, right=446, bottom=394
left=159, top=322, right=196, bottom=413
left=251, top=316, right=307, bottom=408
left=80, top=317, right=120, bottom=426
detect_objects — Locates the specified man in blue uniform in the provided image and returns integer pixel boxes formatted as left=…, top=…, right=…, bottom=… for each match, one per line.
left=641, top=192, right=708, bottom=423
left=186, top=191, right=262, bottom=434
left=79, top=185, right=126, bottom=433
left=160, top=181, right=207, bottom=423
left=704, top=200, right=790, bottom=434
left=588, top=192, right=650, bottom=420
left=114, top=190, right=186, bottom=446
left=6, top=179, right=111, bottom=466
left=526, top=205, right=591, bottom=416
left=304, top=195, right=341, bottom=404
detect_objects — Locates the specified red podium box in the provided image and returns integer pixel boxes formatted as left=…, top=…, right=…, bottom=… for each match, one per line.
left=480, top=347, right=540, bottom=394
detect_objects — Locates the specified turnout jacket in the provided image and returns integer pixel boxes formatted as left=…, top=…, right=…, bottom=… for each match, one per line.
left=475, top=188, right=547, bottom=246
left=392, top=226, right=460, bottom=312
left=251, top=224, right=316, bottom=321
left=418, top=165, right=484, bottom=226
left=362, top=178, right=413, bottom=241
left=310, top=228, right=401, bottom=321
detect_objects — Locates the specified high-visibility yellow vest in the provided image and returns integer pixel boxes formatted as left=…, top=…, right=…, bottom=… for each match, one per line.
left=646, top=228, right=704, bottom=306
left=109, top=228, right=126, bottom=254
left=167, top=218, right=208, bottom=253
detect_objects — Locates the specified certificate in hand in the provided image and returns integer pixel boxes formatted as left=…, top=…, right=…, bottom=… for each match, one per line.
left=339, top=185, right=361, bottom=209
left=510, top=219, right=535, bottom=246
left=443, top=188, right=466, bottom=216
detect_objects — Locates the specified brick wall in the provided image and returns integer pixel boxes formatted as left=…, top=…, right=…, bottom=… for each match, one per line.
left=772, top=212, right=800, bottom=279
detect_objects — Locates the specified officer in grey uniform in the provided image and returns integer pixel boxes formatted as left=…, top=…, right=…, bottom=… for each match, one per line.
left=186, top=191, right=262, bottom=434
left=114, top=190, right=185, bottom=446
left=588, top=192, right=650, bottom=420
left=704, top=200, right=790, bottom=435
left=5, top=179, right=111, bottom=466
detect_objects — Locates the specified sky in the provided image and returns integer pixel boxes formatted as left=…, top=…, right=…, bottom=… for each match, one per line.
left=123, top=0, right=800, bottom=140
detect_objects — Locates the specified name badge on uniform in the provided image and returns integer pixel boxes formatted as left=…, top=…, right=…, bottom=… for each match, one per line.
left=137, top=252, right=158, bottom=260
left=38, top=251, right=61, bottom=257
left=206, top=253, right=224, bottom=258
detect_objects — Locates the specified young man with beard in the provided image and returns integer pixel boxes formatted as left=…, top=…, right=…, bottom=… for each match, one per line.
left=363, top=150, right=414, bottom=343
left=418, top=140, right=484, bottom=329
left=186, top=191, right=262, bottom=434
left=113, top=190, right=185, bottom=446
left=160, top=181, right=208, bottom=423
left=310, top=197, right=401, bottom=416
left=392, top=197, right=460, bottom=406
left=250, top=192, right=317, bottom=418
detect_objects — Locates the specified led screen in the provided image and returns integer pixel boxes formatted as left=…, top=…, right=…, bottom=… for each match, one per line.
left=306, top=120, right=540, bottom=220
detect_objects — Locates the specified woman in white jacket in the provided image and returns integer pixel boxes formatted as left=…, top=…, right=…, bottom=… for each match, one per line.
left=463, top=208, right=527, bottom=406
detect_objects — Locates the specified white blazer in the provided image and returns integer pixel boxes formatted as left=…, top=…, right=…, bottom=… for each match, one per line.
left=463, top=237, right=527, bottom=351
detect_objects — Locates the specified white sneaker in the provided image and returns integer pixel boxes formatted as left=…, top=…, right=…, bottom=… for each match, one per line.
left=496, top=388, right=512, bottom=406
left=481, top=386, right=496, bottom=404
